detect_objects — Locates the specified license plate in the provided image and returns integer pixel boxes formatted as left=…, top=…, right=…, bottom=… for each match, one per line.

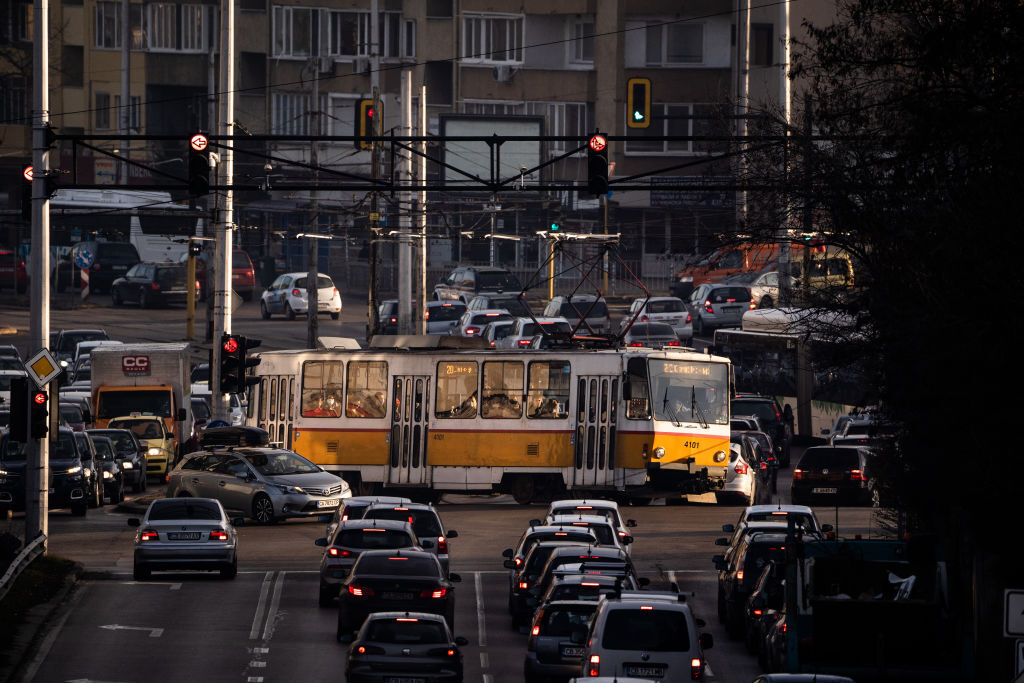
left=168, top=532, right=202, bottom=540
left=386, top=678, right=425, bottom=683
left=114, top=265, right=128, bottom=271
left=625, top=665, right=666, bottom=677
left=723, top=306, right=740, bottom=312
left=812, top=487, right=838, bottom=494
left=381, top=592, right=413, bottom=600
left=561, top=646, right=584, bottom=656
left=317, top=499, right=339, bottom=508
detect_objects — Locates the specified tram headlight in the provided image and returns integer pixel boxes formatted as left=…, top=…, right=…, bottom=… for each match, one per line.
left=713, top=450, right=727, bottom=463
left=653, top=447, right=665, bottom=460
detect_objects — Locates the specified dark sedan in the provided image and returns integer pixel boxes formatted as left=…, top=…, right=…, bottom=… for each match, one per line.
left=0, top=429, right=90, bottom=515
left=346, top=611, right=467, bottom=683
left=89, top=433, right=125, bottom=504
left=111, top=262, right=190, bottom=308
left=791, top=445, right=875, bottom=506
left=87, top=428, right=147, bottom=492
left=337, top=549, right=461, bottom=641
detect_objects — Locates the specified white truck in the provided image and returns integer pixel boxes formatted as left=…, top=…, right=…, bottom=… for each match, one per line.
left=90, top=343, right=192, bottom=478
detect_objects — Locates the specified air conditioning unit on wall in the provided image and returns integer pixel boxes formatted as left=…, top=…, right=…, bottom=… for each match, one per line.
left=492, top=65, right=514, bottom=82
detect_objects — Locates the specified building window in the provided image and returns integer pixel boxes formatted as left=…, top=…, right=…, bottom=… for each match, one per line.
left=462, top=13, right=523, bottom=64
left=625, top=103, right=722, bottom=155
left=645, top=21, right=702, bottom=65
left=148, top=4, right=176, bottom=50
left=0, top=76, right=27, bottom=122
left=571, top=19, right=594, bottom=63
left=328, top=10, right=367, bottom=57
left=94, top=1, right=143, bottom=49
left=1, top=1, right=32, bottom=43
left=95, top=92, right=111, bottom=130
left=751, top=23, right=773, bottom=66
left=273, top=5, right=319, bottom=58
left=181, top=4, right=206, bottom=51
left=113, top=94, right=141, bottom=132
left=526, top=102, right=590, bottom=154
left=272, top=91, right=310, bottom=134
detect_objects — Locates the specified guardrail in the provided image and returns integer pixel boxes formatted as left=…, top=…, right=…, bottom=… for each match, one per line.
left=0, top=534, right=46, bottom=602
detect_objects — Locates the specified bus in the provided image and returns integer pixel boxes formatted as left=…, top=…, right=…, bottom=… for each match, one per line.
left=712, top=309, right=872, bottom=439
left=245, top=343, right=733, bottom=504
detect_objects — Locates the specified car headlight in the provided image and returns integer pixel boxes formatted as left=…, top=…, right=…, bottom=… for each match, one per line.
left=713, top=450, right=727, bottom=463
left=272, top=484, right=304, bottom=495
left=147, top=447, right=164, bottom=457
left=66, top=465, right=82, bottom=475
left=653, top=447, right=665, bottom=459
left=103, top=470, right=112, bottom=480
left=121, top=462, right=133, bottom=469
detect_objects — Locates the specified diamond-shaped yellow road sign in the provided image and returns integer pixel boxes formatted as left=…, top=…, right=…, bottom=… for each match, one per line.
left=25, top=348, right=62, bottom=388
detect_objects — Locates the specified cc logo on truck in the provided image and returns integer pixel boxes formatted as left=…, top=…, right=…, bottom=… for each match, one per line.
left=122, top=356, right=150, bottom=374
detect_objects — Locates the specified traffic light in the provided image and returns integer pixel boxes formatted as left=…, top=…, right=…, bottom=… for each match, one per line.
left=9, top=377, right=28, bottom=442
left=358, top=99, right=378, bottom=150
left=30, top=389, right=48, bottom=440
left=220, top=333, right=243, bottom=394
left=586, top=134, right=609, bottom=196
left=188, top=149, right=210, bottom=196
left=626, top=78, right=652, bottom=129
left=189, top=240, right=203, bottom=257
left=549, top=220, right=561, bottom=232
left=241, top=337, right=262, bottom=389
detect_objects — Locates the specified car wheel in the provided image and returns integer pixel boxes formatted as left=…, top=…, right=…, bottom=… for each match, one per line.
left=111, top=288, right=122, bottom=306
left=260, top=301, right=271, bottom=320
left=285, top=303, right=296, bottom=320
left=221, top=556, right=238, bottom=579
left=760, top=295, right=774, bottom=309
left=252, top=494, right=276, bottom=524
left=139, top=289, right=151, bottom=309
left=330, top=312, right=339, bottom=320
left=133, top=563, right=151, bottom=581
left=319, top=584, right=335, bottom=608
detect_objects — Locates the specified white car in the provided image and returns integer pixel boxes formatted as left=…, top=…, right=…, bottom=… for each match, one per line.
left=720, top=443, right=755, bottom=504
left=544, top=499, right=637, bottom=547
left=496, top=317, right=572, bottom=349
left=190, top=383, right=245, bottom=426
left=450, top=308, right=513, bottom=337
left=481, top=319, right=516, bottom=347
left=260, top=272, right=342, bottom=320
left=620, top=296, right=693, bottom=341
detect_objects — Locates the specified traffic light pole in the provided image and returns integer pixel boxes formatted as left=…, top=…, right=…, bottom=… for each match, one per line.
left=26, top=0, right=51, bottom=546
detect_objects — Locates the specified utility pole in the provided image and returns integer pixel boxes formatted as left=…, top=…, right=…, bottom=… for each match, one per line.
left=398, top=69, right=413, bottom=334
left=777, top=0, right=793, bottom=308
left=366, top=0, right=381, bottom=340
left=307, top=60, right=321, bottom=349
left=212, top=0, right=235, bottom=422
left=119, top=0, right=130, bottom=184
left=418, top=84, right=427, bottom=334
left=26, top=0, right=51, bottom=547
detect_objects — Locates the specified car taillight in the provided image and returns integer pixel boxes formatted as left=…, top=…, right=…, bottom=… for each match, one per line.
left=292, top=288, right=301, bottom=296
left=92, top=263, right=100, bottom=271
left=691, top=657, right=703, bottom=679
left=588, top=654, right=600, bottom=676
left=514, top=557, right=522, bottom=567
left=333, top=287, right=338, bottom=297
left=628, top=342, right=643, bottom=347
left=140, top=529, right=158, bottom=541
left=734, top=461, right=748, bottom=475
left=640, top=315, right=648, bottom=322
left=737, top=570, right=744, bottom=581
left=150, top=282, right=161, bottom=290
left=517, top=339, right=532, bottom=347
left=753, top=608, right=763, bottom=617
left=704, top=300, right=713, bottom=313
left=420, top=587, right=447, bottom=599
left=355, top=644, right=385, bottom=655
left=849, top=469, right=866, bottom=481
left=531, top=624, right=540, bottom=636
left=347, top=584, right=374, bottom=597
left=465, top=326, right=480, bottom=335
left=793, top=468, right=803, bottom=480
left=666, top=340, right=680, bottom=346
left=437, top=536, right=448, bottom=554
left=686, top=312, right=692, bottom=323
left=209, top=530, right=228, bottom=541
left=518, top=581, right=530, bottom=590
left=328, top=548, right=352, bottom=557
left=426, top=646, right=458, bottom=657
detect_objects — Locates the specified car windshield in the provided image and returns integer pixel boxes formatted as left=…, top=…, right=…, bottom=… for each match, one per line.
left=244, top=450, right=320, bottom=476
left=354, top=554, right=439, bottom=576
left=647, top=299, right=685, bottom=313
left=365, top=507, right=443, bottom=537
left=155, top=267, right=186, bottom=286
left=559, top=301, right=609, bottom=318
left=428, top=303, right=466, bottom=321
left=561, top=523, right=613, bottom=545
left=95, top=431, right=137, bottom=453
left=57, top=331, right=107, bottom=353
left=549, top=583, right=616, bottom=602
left=601, top=609, right=691, bottom=652
left=746, top=511, right=816, bottom=530
left=489, top=298, right=529, bottom=316
left=93, top=440, right=116, bottom=460
left=523, top=545, right=560, bottom=575
left=98, top=390, right=173, bottom=419
left=365, top=619, right=448, bottom=644
left=648, top=359, right=730, bottom=425
left=2, top=432, right=76, bottom=462
left=192, top=400, right=211, bottom=420
left=293, top=275, right=334, bottom=290
left=60, top=405, right=84, bottom=423
left=109, top=418, right=164, bottom=440
left=477, top=272, right=522, bottom=290
left=148, top=499, right=222, bottom=520
left=731, top=400, right=779, bottom=424
left=798, top=448, right=861, bottom=470
left=708, top=286, right=751, bottom=302
left=541, top=604, right=597, bottom=636
left=0, top=358, right=22, bottom=371
left=334, top=529, right=415, bottom=549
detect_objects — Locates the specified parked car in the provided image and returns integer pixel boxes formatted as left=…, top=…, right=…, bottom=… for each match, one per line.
left=0, top=428, right=91, bottom=515
left=542, top=295, right=611, bottom=334
left=346, top=612, right=467, bottom=683
left=0, top=248, right=27, bottom=292
left=434, top=266, right=522, bottom=303
left=688, top=283, right=755, bottom=335
left=87, top=428, right=147, bottom=492
left=731, top=393, right=793, bottom=466
left=336, top=549, right=461, bottom=639
left=111, top=262, right=190, bottom=308
left=620, top=296, right=693, bottom=341
left=497, top=317, right=573, bottom=349
left=621, top=322, right=683, bottom=348
left=128, top=497, right=240, bottom=580
left=166, top=446, right=351, bottom=524
left=314, top=518, right=422, bottom=606
left=259, top=272, right=342, bottom=320
left=57, top=241, right=141, bottom=293
left=578, top=591, right=714, bottom=680
left=52, top=328, right=109, bottom=364
left=791, top=445, right=876, bottom=506
left=450, top=308, right=513, bottom=337
left=181, top=248, right=257, bottom=301
left=89, top=433, right=125, bottom=503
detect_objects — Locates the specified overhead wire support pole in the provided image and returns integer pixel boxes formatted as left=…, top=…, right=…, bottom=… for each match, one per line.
left=307, top=60, right=321, bottom=350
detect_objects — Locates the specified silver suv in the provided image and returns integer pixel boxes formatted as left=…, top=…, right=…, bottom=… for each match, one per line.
left=542, top=295, right=611, bottom=334
left=434, top=266, right=522, bottom=304
left=363, top=501, right=458, bottom=574
left=579, top=591, right=714, bottom=680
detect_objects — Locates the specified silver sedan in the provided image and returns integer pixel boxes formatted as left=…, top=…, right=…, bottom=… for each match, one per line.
left=128, top=497, right=239, bottom=580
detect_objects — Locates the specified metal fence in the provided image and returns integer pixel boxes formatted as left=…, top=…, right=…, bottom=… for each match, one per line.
left=0, top=533, right=46, bottom=602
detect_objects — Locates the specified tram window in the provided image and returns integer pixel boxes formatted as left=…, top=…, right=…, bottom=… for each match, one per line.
left=301, top=361, right=344, bottom=418
left=247, top=383, right=256, bottom=420
left=625, top=357, right=651, bottom=420
left=435, top=361, right=478, bottom=419
left=258, top=379, right=267, bottom=422
left=481, top=361, right=523, bottom=419
left=527, top=361, right=570, bottom=419
left=346, top=361, right=388, bottom=418
left=269, top=378, right=277, bottom=420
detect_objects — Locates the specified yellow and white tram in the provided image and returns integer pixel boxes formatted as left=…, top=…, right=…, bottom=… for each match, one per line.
left=245, top=346, right=732, bottom=503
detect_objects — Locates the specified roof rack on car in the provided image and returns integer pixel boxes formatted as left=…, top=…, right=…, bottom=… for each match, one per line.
left=199, top=426, right=270, bottom=448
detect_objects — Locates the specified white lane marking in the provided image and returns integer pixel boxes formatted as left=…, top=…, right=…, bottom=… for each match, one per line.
left=249, top=571, right=275, bottom=640
left=705, top=661, right=715, bottom=677
left=474, top=571, right=488, bottom=648
left=668, top=570, right=677, bottom=588
left=120, top=581, right=183, bottom=589
left=252, top=647, right=269, bottom=654
left=482, top=676, right=493, bottom=683
left=99, top=624, right=164, bottom=637
left=262, top=571, right=287, bottom=641
left=248, top=661, right=267, bottom=668
left=480, top=652, right=488, bottom=669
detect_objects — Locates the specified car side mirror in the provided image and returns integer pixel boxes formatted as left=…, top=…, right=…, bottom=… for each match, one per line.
left=622, top=535, right=633, bottom=545
left=700, top=633, right=714, bottom=650
left=314, top=537, right=328, bottom=547
left=722, top=524, right=735, bottom=533
left=528, top=519, right=542, bottom=527
left=715, top=538, right=729, bottom=546
left=419, top=539, right=435, bottom=549
left=626, top=519, right=637, bottom=528
left=821, top=524, right=834, bottom=533
left=503, top=560, right=515, bottom=569
left=448, top=573, right=462, bottom=583
left=712, top=555, right=726, bottom=570
left=502, top=548, right=514, bottom=558
left=455, top=636, right=469, bottom=646
left=128, top=518, right=141, bottom=527
left=637, top=577, right=650, bottom=587
left=446, top=529, right=458, bottom=538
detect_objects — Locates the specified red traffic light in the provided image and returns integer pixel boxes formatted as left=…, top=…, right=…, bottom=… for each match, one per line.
left=33, top=391, right=47, bottom=404
left=366, top=106, right=374, bottom=118
left=589, top=134, right=607, bottom=153
left=223, top=338, right=239, bottom=354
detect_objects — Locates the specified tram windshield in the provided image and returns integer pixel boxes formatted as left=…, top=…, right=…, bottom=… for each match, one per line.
left=648, top=359, right=729, bottom=425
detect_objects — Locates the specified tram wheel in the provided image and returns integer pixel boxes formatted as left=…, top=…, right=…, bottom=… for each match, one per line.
left=510, top=476, right=535, bottom=505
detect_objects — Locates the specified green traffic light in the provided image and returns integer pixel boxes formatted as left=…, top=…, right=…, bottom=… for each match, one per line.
left=633, top=110, right=645, bottom=122
left=550, top=222, right=560, bottom=232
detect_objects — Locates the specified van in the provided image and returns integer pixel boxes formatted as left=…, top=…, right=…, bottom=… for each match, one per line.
left=791, top=247, right=856, bottom=293
left=674, top=243, right=780, bottom=289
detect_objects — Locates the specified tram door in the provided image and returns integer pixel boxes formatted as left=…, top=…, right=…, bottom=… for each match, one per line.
left=260, top=375, right=295, bottom=449
left=388, top=375, right=431, bottom=486
left=572, top=375, right=617, bottom=488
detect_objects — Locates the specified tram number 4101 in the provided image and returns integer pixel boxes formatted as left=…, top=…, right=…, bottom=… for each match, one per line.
left=682, top=441, right=700, bottom=449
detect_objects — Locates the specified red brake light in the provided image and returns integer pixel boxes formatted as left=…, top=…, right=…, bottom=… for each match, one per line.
left=691, top=657, right=703, bottom=679
left=292, top=288, right=300, bottom=296
left=209, top=530, right=228, bottom=541
left=465, top=326, right=480, bottom=335
left=704, top=300, right=713, bottom=313
left=753, top=608, right=763, bottom=616
left=140, top=529, right=158, bottom=542
left=793, top=468, right=803, bottom=480
left=531, top=624, right=540, bottom=636
left=518, top=581, right=530, bottom=590
left=517, top=339, right=532, bottom=347
left=628, top=342, right=643, bottom=347
left=666, top=340, right=680, bottom=346
left=419, top=587, right=447, bottom=599
left=347, top=584, right=374, bottom=597
left=150, top=282, right=161, bottom=291
left=737, top=570, right=744, bottom=581
left=437, top=536, right=448, bottom=554
left=640, top=315, right=648, bottom=322
left=514, top=557, right=522, bottom=566
left=686, top=313, right=692, bottom=323
left=849, top=469, right=866, bottom=481
left=588, top=654, right=600, bottom=676
left=734, top=461, right=748, bottom=475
